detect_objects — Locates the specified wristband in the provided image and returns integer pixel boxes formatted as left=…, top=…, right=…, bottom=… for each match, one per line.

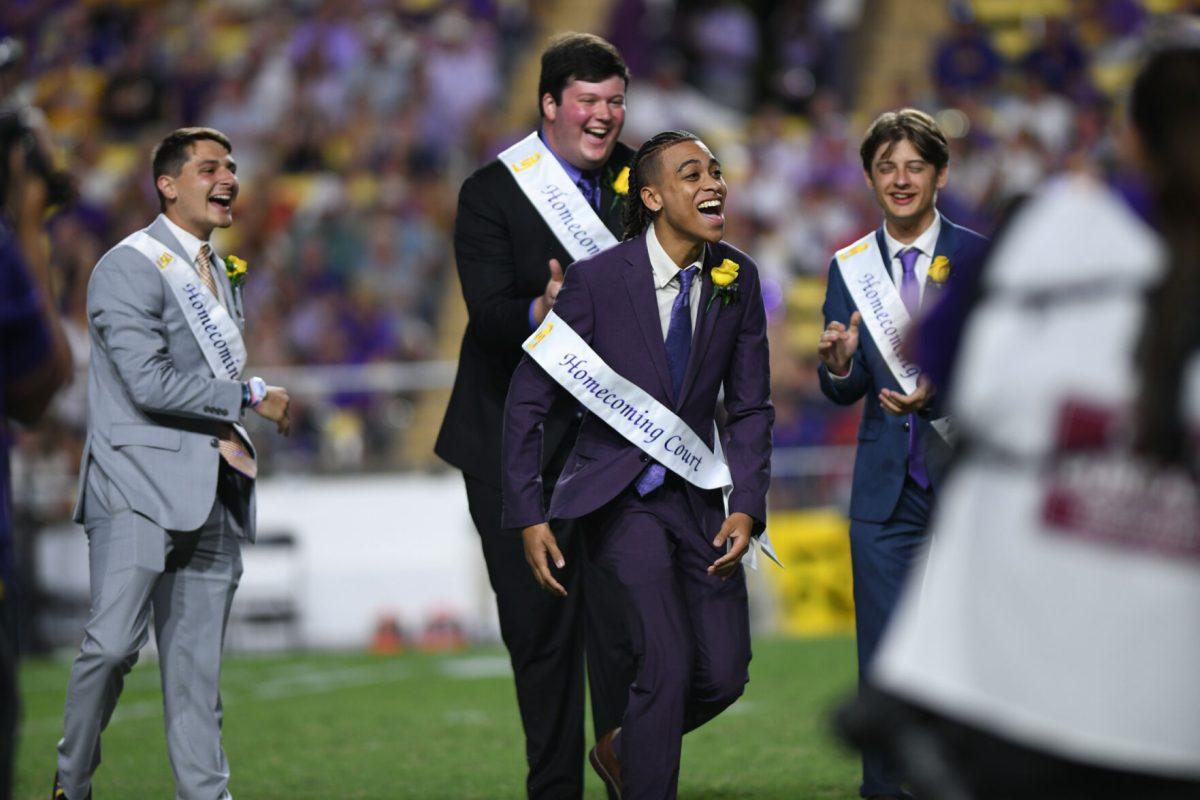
left=247, top=376, right=268, bottom=408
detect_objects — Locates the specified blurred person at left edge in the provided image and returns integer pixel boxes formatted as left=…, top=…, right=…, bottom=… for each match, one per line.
left=0, top=102, right=74, bottom=800
left=435, top=32, right=637, bottom=799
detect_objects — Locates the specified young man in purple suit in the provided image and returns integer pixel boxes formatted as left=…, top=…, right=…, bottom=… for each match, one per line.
left=817, top=108, right=988, bottom=800
left=503, top=131, right=774, bottom=800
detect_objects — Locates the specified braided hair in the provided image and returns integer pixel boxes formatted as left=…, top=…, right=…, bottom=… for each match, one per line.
left=621, top=130, right=700, bottom=241
left=1130, top=44, right=1200, bottom=468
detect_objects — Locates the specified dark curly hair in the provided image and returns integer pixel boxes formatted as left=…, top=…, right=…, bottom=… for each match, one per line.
left=621, top=130, right=700, bottom=240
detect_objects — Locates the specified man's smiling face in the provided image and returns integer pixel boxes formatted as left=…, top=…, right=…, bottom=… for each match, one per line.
left=541, top=75, right=626, bottom=172
left=865, top=137, right=946, bottom=234
left=642, top=138, right=727, bottom=261
left=158, top=138, right=239, bottom=239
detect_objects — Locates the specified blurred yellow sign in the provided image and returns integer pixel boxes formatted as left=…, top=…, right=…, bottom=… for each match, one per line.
left=765, top=508, right=856, bottom=636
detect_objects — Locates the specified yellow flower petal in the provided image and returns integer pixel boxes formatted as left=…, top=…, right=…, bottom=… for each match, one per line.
left=711, top=258, right=739, bottom=287
left=612, top=166, right=630, bottom=196
left=929, top=255, right=951, bottom=284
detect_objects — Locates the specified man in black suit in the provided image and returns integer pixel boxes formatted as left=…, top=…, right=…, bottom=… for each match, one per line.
left=435, top=33, right=637, bottom=799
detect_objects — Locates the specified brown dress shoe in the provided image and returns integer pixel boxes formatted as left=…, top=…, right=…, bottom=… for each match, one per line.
left=589, top=727, right=623, bottom=799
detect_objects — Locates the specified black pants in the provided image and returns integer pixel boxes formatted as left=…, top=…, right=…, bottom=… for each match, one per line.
left=464, top=475, right=634, bottom=800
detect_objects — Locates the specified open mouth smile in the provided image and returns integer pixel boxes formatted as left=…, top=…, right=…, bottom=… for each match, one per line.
left=697, top=198, right=725, bottom=225
left=583, top=126, right=611, bottom=145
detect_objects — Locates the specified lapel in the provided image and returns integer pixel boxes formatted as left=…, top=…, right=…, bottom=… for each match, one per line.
left=599, top=163, right=625, bottom=238
left=147, top=218, right=240, bottom=324
left=923, top=217, right=960, bottom=310
left=206, top=243, right=242, bottom=325
left=621, top=237, right=676, bottom=403
left=874, top=228, right=893, bottom=283
left=677, top=243, right=721, bottom=403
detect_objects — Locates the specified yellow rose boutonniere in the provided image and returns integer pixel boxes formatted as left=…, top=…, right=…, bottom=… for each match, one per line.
left=707, top=258, right=740, bottom=310
left=224, top=254, right=248, bottom=289
left=928, top=255, right=951, bottom=285
left=612, top=165, right=630, bottom=196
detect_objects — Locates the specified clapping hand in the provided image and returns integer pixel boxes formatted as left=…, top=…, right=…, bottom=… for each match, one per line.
left=879, top=376, right=934, bottom=416
left=532, top=258, right=565, bottom=325
left=818, top=311, right=861, bottom=377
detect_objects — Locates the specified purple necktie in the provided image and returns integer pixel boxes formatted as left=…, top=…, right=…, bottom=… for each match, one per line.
left=578, top=175, right=599, bottom=210
left=635, top=265, right=698, bottom=496
left=897, top=247, right=929, bottom=489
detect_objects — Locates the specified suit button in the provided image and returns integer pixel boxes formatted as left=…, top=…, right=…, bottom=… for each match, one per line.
left=639, top=454, right=648, bottom=463
left=903, top=421, right=911, bottom=432
left=210, top=438, right=220, bottom=448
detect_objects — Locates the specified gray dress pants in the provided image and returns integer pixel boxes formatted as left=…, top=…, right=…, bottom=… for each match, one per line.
left=57, top=461, right=245, bottom=800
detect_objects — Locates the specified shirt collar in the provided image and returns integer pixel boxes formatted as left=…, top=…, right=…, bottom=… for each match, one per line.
left=646, top=223, right=703, bottom=290
left=538, top=127, right=591, bottom=187
left=883, top=210, right=942, bottom=261
left=158, top=213, right=208, bottom=265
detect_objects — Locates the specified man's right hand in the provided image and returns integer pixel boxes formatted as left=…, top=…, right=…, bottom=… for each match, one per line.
left=522, top=523, right=567, bottom=597
left=818, top=311, right=862, bottom=377
left=252, top=385, right=291, bottom=436
left=531, top=258, right=565, bottom=325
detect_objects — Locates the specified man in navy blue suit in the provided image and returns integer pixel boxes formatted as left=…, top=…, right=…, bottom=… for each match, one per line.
left=817, top=108, right=987, bottom=800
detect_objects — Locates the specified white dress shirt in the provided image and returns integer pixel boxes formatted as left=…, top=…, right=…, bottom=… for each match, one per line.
left=646, top=223, right=703, bottom=340
left=882, top=210, right=942, bottom=305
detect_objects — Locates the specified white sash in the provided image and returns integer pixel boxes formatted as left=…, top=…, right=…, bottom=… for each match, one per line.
left=499, top=132, right=619, bottom=261
left=123, top=230, right=247, bottom=382
left=837, top=233, right=954, bottom=442
left=524, top=311, right=780, bottom=568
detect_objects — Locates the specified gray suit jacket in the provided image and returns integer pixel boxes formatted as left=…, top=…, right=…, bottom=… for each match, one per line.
left=73, top=215, right=257, bottom=540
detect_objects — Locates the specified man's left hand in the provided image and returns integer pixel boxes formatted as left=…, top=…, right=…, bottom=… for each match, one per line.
left=253, top=385, right=291, bottom=436
left=708, top=512, right=754, bottom=579
left=879, top=376, right=935, bottom=416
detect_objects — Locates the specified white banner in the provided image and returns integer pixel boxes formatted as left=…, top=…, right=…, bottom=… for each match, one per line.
left=836, top=234, right=953, bottom=443
left=524, top=311, right=780, bottom=568
left=123, top=230, right=247, bottom=382
left=499, top=132, right=619, bottom=262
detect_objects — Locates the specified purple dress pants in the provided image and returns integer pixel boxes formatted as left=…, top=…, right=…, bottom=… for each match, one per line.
left=586, top=473, right=752, bottom=800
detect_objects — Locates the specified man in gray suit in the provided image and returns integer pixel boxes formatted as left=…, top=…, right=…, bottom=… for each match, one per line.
left=53, top=128, right=290, bottom=800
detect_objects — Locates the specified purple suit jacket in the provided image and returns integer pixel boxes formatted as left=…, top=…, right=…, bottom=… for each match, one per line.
left=501, top=232, right=773, bottom=534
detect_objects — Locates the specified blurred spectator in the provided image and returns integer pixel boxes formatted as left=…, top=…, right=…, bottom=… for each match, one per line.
left=0, top=94, right=74, bottom=799
left=1020, top=17, right=1089, bottom=95
left=680, top=0, right=761, bottom=111
left=932, top=18, right=1004, bottom=99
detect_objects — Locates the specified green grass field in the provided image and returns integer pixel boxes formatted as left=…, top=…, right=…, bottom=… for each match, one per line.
left=15, top=636, right=861, bottom=799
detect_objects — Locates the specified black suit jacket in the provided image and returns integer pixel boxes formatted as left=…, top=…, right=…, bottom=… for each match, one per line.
left=436, top=140, right=634, bottom=488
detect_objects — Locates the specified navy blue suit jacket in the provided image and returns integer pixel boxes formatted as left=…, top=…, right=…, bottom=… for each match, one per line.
left=818, top=217, right=988, bottom=523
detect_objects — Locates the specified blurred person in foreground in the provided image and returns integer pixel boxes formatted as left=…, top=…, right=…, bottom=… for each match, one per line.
left=52, top=128, right=290, bottom=800
left=435, top=33, right=637, bottom=798
left=817, top=108, right=988, bottom=800
left=504, top=130, right=776, bottom=799
left=0, top=108, right=74, bottom=800
left=841, top=39, right=1200, bottom=800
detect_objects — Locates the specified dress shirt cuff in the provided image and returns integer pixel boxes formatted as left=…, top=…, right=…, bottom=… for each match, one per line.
left=528, top=298, right=539, bottom=331
left=827, top=362, right=853, bottom=381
